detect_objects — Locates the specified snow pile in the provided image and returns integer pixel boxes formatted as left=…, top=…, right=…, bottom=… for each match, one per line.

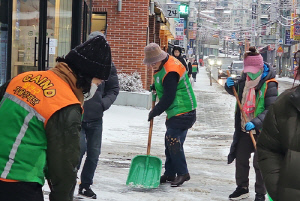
left=118, top=72, right=144, bottom=92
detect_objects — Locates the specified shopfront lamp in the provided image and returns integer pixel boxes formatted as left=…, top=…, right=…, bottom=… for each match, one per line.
left=118, top=0, right=122, bottom=12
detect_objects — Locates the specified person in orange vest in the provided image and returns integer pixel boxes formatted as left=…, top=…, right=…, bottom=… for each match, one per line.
left=144, top=43, right=197, bottom=187
left=0, top=35, right=112, bottom=201
left=225, top=47, right=278, bottom=201
left=191, top=60, right=199, bottom=82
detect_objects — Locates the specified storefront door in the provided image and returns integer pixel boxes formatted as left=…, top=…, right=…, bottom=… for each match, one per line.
left=11, top=0, right=73, bottom=78
left=0, top=0, right=9, bottom=85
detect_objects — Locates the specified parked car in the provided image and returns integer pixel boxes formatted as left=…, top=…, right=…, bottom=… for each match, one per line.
left=229, top=60, right=244, bottom=80
left=218, top=63, right=231, bottom=79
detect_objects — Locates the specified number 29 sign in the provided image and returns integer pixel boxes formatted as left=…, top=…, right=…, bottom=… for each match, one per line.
left=163, top=4, right=179, bottom=18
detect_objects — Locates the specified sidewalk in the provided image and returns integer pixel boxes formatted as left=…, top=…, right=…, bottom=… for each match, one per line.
left=44, top=67, right=273, bottom=201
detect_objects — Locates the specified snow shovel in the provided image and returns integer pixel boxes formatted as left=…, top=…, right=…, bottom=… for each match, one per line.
left=226, top=70, right=256, bottom=149
left=126, top=93, right=162, bottom=188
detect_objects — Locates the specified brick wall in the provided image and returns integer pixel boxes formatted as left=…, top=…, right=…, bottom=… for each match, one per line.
left=92, top=0, right=150, bottom=89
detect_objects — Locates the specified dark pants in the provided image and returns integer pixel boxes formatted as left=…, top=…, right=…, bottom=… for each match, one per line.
left=78, top=119, right=103, bottom=188
left=192, top=72, right=197, bottom=81
left=164, top=127, right=188, bottom=176
left=0, top=180, right=43, bottom=201
left=235, top=131, right=266, bottom=194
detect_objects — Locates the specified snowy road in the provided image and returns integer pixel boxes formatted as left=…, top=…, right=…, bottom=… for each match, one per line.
left=43, top=66, right=295, bottom=200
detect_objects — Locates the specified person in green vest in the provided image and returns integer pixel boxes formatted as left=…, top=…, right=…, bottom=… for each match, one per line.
left=0, top=35, right=112, bottom=201
left=143, top=43, right=197, bottom=187
left=225, top=47, right=278, bottom=201
left=191, top=59, right=199, bottom=82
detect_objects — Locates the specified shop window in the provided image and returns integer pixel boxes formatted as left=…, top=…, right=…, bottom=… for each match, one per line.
left=47, top=0, right=72, bottom=69
left=91, top=13, right=107, bottom=35
left=0, top=0, right=8, bottom=85
left=11, top=0, right=73, bottom=78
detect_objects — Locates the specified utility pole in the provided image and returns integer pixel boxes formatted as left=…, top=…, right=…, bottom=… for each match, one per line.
left=251, top=0, right=257, bottom=46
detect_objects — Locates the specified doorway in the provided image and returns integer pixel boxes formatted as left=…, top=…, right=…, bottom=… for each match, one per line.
left=11, top=0, right=73, bottom=78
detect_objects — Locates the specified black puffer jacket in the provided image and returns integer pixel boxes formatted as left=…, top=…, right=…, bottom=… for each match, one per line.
left=257, top=86, right=300, bottom=201
left=0, top=80, right=81, bottom=201
left=172, top=46, right=188, bottom=71
left=83, top=63, right=119, bottom=121
left=225, top=63, right=278, bottom=164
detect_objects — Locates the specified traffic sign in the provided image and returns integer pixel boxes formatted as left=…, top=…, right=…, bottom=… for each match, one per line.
left=278, top=38, right=283, bottom=44
left=277, top=46, right=283, bottom=53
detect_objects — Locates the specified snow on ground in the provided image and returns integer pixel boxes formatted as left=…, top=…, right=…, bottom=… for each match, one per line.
left=44, top=67, right=274, bottom=201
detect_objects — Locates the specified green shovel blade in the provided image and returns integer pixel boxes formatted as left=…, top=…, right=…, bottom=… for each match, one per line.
left=126, top=155, right=162, bottom=188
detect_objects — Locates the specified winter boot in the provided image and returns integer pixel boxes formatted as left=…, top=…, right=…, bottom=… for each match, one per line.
left=170, top=173, right=190, bottom=187
left=78, top=186, right=97, bottom=199
left=160, top=175, right=175, bottom=183
left=229, top=186, right=249, bottom=200
left=254, top=193, right=265, bottom=201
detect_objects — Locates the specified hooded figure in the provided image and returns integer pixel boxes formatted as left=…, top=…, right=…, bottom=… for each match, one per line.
left=224, top=46, right=278, bottom=201
left=0, top=35, right=111, bottom=201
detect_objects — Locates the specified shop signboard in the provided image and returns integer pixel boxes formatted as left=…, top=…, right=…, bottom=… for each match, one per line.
left=291, top=13, right=295, bottom=39
left=163, top=4, right=179, bottom=18
left=285, top=29, right=291, bottom=45
left=175, top=18, right=184, bottom=40
left=294, top=22, right=300, bottom=41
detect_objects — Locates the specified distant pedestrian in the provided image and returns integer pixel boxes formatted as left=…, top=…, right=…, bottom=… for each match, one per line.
left=0, top=35, right=112, bottom=201
left=191, top=60, right=199, bottom=82
left=77, top=31, right=119, bottom=199
left=225, top=46, right=278, bottom=201
left=172, top=46, right=192, bottom=77
left=256, top=51, right=300, bottom=201
left=144, top=43, right=197, bottom=187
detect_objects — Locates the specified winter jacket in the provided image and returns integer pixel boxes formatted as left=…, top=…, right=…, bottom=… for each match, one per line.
left=0, top=71, right=82, bottom=201
left=83, top=63, right=119, bottom=121
left=225, top=63, right=278, bottom=164
left=257, top=86, right=300, bottom=201
left=172, top=46, right=189, bottom=72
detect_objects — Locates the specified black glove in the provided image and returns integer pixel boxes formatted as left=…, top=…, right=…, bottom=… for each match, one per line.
left=149, top=84, right=156, bottom=92
left=148, top=110, right=155, bottom=121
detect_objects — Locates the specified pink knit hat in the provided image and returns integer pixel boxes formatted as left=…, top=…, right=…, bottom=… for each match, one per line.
left=243, top=54, right=264, bottom=73
left=143, top=43, right=168, bottom=65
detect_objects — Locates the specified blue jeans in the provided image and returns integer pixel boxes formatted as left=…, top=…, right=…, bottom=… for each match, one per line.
left=78, top=119, right=103, bottom=187
left=164, top=127, right=188, bottom=176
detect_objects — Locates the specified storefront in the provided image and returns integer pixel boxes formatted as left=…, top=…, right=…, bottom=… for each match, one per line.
left=0, top=0, right=91, bottom=86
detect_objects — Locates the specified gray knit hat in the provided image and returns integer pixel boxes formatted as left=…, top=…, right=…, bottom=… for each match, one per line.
left=143, top=43, right=168, bottom=64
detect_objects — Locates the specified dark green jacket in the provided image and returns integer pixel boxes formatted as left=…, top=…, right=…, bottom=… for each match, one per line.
left=0, top=81, right=81, bottom=201
left=257, top=86, right=300, bottom=201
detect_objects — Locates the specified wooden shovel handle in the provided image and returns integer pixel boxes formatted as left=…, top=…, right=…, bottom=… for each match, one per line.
left=147, top=96, right=156, bottom=155
left=226, top=71, right=257, bottom=149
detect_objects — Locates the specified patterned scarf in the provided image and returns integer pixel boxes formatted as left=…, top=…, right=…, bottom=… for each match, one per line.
left=241, top=73, right=262, bottom=133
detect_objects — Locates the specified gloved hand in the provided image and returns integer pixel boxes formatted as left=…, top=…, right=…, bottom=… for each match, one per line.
left=245, top=122, right=255, bottom=131
left=149, top=84, right=156, bottom=92
left=148, top=110, right=155, bottom=121
left=226, top=77, right=235, bottom=87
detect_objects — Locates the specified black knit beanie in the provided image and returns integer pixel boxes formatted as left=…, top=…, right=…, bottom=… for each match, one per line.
left=65, top=35, right=112, bottom=80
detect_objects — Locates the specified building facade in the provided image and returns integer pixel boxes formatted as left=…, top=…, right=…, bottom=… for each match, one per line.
left=0, top=0, right=91, bottom=86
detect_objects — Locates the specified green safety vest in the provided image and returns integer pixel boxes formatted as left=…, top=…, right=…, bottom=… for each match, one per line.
left=192, top=64, right=198, bottom=73
left=0, top=70, right=81, bottom=185
left=153, top=56, right=197, bottom=118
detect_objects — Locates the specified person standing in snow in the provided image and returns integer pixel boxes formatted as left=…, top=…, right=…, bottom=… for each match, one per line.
left=224, top=47, right=278, bottom=201
left=77, top=31, right=119, bottom=199
left=183, top=54, right=193, bottom=77
left=172, top=46, right=192, bottom=77
left=191, top=59, right=199, bottom=82
left=0, top=35, right=112, bottom=201
left=144, top=43, right=197, bottom=187
left=256, top=51, right=300, bottom=201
